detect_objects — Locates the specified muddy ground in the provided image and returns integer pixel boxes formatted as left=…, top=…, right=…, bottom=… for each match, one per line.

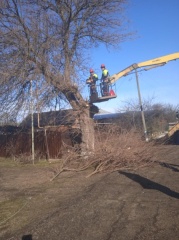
left=0, top=145, right=179, bottom=240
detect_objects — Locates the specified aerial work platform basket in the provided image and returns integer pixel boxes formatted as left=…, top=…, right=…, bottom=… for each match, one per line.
left=88, top=83, right=117, bottom=104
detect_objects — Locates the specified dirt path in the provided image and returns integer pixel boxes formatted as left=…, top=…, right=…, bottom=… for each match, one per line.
left=0, top=145, right=179, bottom=240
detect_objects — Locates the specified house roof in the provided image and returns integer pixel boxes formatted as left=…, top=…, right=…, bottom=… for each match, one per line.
left=20, top=109, right=77, bottom=128
left=94, top=113, right=122, bottom=120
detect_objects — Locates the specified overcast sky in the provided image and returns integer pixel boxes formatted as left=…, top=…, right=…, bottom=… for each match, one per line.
left=87, top=0, right=179, bottom=112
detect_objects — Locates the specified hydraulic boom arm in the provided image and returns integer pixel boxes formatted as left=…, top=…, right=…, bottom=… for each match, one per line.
left=110, top=52, right=179, bottom=84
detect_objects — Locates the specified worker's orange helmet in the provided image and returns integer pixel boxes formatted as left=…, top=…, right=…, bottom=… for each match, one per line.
left=90, top=68, right=94, bottom=73
left=101, top=64, right=105, bottom=68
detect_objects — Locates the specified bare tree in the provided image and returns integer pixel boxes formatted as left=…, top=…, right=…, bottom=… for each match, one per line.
left=117, top=97, right=178, bottom=135
left=0, top=0, right=130, bottom=154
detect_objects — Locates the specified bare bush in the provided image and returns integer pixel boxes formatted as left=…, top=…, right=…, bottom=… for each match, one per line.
left=51, top=126, right=154, bottom=180
left=85, top=126, right=154, bottom=177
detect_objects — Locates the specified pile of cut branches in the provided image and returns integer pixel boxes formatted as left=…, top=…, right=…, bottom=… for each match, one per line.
left=51, top=126, right=154, bottom=180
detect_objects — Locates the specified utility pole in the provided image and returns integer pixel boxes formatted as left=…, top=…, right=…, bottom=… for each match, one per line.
left=30, top=80, right=35, bottom=164
left=135, top=69, right=149, bottom=142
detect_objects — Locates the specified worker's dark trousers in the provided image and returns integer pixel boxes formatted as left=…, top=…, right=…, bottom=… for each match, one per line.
left=90, top=85, right=97, bottom=95
left=102, top=82, right=109, bottom=96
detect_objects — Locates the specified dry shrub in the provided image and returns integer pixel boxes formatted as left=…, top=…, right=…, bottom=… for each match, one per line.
left=51, top=126, right=154, bottom=180
left=90, top=126, right=154, bottom=176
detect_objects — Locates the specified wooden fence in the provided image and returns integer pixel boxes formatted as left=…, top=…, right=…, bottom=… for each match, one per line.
left=0, top=126, right=81, bottom=159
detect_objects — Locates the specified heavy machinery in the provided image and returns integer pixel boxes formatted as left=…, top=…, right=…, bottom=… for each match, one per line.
left=167, top=114, right=179, bottom=144
left=87, top=52, right=179, bottom=104
left=168, top=122, right=179, bottom=138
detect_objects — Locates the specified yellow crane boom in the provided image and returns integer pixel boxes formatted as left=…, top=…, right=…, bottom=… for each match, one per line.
left=110, top=52, right=179, bottom=84
left=168, top=122, right=179, bottom=137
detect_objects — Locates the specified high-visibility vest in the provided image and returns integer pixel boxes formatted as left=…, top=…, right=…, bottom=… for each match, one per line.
left=102, top=69, right=109, bottom=78
left=93, top=73, right=98, bottom=78
left=89, top=73, right=98, bottom=83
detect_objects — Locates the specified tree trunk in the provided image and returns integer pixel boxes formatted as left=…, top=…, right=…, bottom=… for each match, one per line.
left=40, top=65, right=97, bottom=155
left=79, top=107, right=95, bottom=155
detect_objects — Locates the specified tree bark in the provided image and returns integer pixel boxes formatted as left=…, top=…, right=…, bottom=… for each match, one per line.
left=79, top=107, right=95, bottom=155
